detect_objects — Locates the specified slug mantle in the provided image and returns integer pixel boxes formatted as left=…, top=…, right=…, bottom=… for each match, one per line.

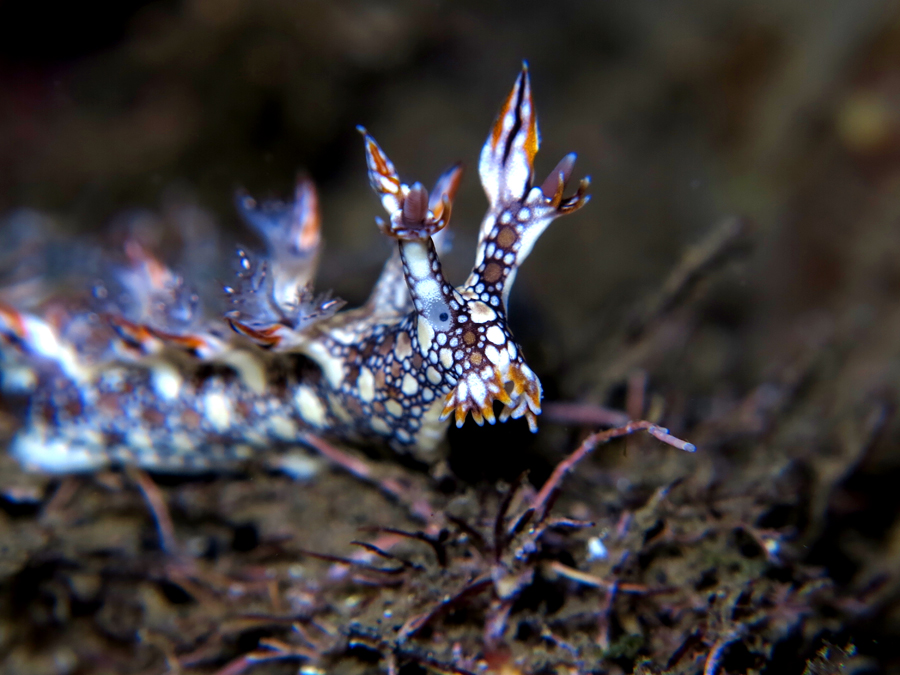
left=0, top=65, right=590, bottom=472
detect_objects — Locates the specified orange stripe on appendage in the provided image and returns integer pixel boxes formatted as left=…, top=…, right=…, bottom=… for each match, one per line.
left=149, top=329, right=212, bottom=352
left=523, top=108, right=539, bottom=164
left=551, top=173, right=566, bottom=207
left=297, top=181, right=321, bottom=251
left=368, top=141, right=393, bottom=177
left=491, top=82, right=518, bottom=150
left=0, top=303, right=26, bottom=340
left=447, top=166, right=464, bottom=201
left=518, top=70, right=539, bottom=164
left=229, top=320, right=282, bottom=347
left=109, top=316, right=154, bottom=345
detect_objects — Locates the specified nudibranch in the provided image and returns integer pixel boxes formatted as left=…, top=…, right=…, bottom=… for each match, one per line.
left=0, top=65, right=589, bottom=472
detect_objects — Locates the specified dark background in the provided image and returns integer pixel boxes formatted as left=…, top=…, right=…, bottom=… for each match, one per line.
left=3, top=1, right=900, bottom=672
left=8, top=1, right=889, bottom=322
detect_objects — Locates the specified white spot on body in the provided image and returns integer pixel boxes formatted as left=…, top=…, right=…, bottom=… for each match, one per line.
left=269, top=415, right=298, bottom=440
left=486, top=325, right=506, bottom=345
left=468, top=302, right=496, bottom=324
left=404, top=243, right=432, bottom=279
left=204, top=391, right=232, bottom=432
left=23, top=317, right=61, bottom=360
left=395, top=332, right=413, bottom=359
left=371, top=417, right=391, bottom=434
left=172, top=433, right=194, bottom=453
left=417, top=320, right=435, bottom=353
left=401, top=373, right=419, bottom=396
left=22, top=315, right=90, bottom=382
left=456, top=381, right=468, bottom=403
left=440, top=349, right=453, bottom=369
left=485, top=345, right=501, bottom=365
left=127, top=428, right=153, bottom=450
left=386, top=399, right=404, bottom=417
left=11, top=427, right=106, bottom=473
left=221, top=350, right=267, bottom=395
left=295, top=385, right=327, bottom=427
left=466, top=374, right=487, bottom=406
left=275, top=452, right=322, bottom=481
left=329, top=328, right=358, bottom=345
left=150, top=362, right=183, bottom=401
left=357, top=368, right=375, bottom=403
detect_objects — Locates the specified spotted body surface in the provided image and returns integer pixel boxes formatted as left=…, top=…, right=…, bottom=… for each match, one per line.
left=0, top=66, right=589, bottom=472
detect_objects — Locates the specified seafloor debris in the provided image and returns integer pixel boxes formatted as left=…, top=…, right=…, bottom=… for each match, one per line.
left=0, top=406, right=869, bottom=675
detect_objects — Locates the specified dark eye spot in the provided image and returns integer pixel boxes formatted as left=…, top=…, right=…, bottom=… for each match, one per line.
left=425, top=301, right=453, bottom=330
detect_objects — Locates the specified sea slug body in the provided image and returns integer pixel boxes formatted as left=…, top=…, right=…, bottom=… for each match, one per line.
left=0, top=65, right=590, bottom=473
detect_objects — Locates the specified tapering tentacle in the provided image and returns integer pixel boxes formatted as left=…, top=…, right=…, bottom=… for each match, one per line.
left=469, top=63, right=590, bottom=312
left=235, top=176, right=322, bottom=289
left=360, top=93, right=562, bottom=432
left=479, top=63, right=540, bottom=209
left=364, top=165, right=461, bottom=319
left=360, top=128, right=464, bottom=353
left=444, top=64, right=591, bottom=431
left=228, top=178, right=343, bottom=348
